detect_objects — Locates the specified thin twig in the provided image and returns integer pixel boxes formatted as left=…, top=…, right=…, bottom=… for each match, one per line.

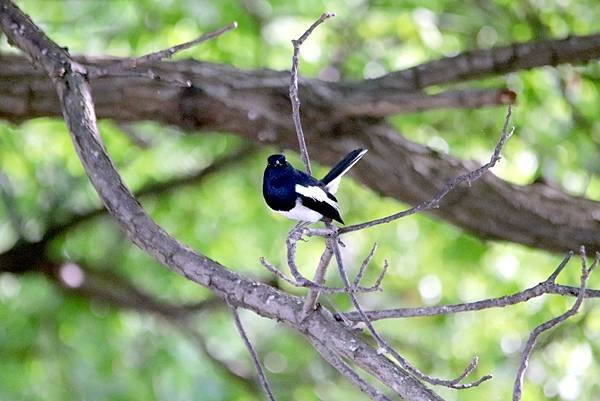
left=289, top=12, right=335, bottom=174
left=260, top=256, right=383, bottom=294
left=328, top=222, right=491, bottom=389
left=340, top=252, right=583, bottom=322
left=354, top=243, right=379, bottom=286
left=88, top=22, right=237, bottom=79
left=231, top=307, right=277, bottom=401
left=166, top=317, right=261, bottom=394
left=309, top=335, right=392, bottom=401
left=301, top=243, right=333, bottom=319
left=340, top=105, right=513, bottom=234
left=512, top=247, right=594, bottom=401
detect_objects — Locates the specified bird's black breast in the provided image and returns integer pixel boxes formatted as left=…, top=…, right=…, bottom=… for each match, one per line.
left=263, top=166, right=297, bottom=211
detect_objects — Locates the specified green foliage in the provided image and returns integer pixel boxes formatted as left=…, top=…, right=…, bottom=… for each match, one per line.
left=1, top=1, right=600, bottom=400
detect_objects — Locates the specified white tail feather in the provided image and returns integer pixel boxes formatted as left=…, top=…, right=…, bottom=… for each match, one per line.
left=324, top=149, right=367, bottom=194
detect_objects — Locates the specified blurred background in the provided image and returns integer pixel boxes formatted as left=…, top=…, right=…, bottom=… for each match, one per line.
left=1, top=0, right=599, bottom=400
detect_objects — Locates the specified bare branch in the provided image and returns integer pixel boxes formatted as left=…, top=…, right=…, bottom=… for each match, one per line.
left=289, top=12, right=335, bottom=174
left=87, top=22, right=237, bottom=80
left=512, top=248, right=593, bottom=401
left=340, top=105, right=513, bottom=234
left=174, top=320, right=261, bottom=395
left=354, top=243, right=379, bottom=287
left=301, top=243, right=333, bottom=319
left=259, top=256, right=382, bottom=294
left=375, top=34, right=600, bottom=90
left=231, top=307, right=277, bottom=401
left=340, top=252, right=581, bottom=322
left=328, top=222, right=491, bottom=390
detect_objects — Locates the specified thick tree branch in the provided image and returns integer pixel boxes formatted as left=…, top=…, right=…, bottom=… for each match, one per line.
left=338, top=88, right=516, bottom=118
left=0, top=3, right=443, bottom=400
left=374, top=33, right=600, bottom=90
left=1, top=49, right=599, bottom=252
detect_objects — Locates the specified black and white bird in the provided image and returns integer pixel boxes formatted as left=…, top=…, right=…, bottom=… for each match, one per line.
left=262, top=149, right=367, bottom=224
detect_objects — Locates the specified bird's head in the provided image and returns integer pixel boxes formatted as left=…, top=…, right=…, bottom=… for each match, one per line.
left=267, top=154, right=287, bottom=168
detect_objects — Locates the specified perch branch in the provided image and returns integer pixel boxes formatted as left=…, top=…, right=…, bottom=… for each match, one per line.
left=260, top=255, right=383, bottom=294
left=301, top=243, right=333, bottom=319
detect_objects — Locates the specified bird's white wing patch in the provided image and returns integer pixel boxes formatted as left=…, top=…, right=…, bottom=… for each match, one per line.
left=277, top=199, right=323, bottom=222
left=325, top=149, right=368, bottom=194
left=295, top=184, right=339, bottom=210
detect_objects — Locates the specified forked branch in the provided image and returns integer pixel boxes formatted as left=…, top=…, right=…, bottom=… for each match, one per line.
left=512, top=247, right=597, bottom=401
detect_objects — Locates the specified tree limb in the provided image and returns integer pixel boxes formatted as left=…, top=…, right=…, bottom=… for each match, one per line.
left=374, top=33, right=600, bottom=90
left=1, top=50, right=599, bottom=252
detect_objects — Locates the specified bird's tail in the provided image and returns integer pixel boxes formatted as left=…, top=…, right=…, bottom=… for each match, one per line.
left=321, top=148, right=367, bottom=194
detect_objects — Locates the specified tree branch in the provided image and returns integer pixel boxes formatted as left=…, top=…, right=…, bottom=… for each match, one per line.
left=327, top=222, right=491, bottom=390
left=339, top=251, right=600, bottom=322
left=338, top=88, right=516, bottom=118
left=2, top=50, right=598, bottom=252
left=374, top=33, right=600, bottom=90
left=87, top=21, right=238, bottom=81
left=512, top=247, right=596, bottom=401
left=340, top=105, right=513, bottom=233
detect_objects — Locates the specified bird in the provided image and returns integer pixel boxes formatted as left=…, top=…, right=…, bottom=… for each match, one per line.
left=263, top=149, right=367, bottom=224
